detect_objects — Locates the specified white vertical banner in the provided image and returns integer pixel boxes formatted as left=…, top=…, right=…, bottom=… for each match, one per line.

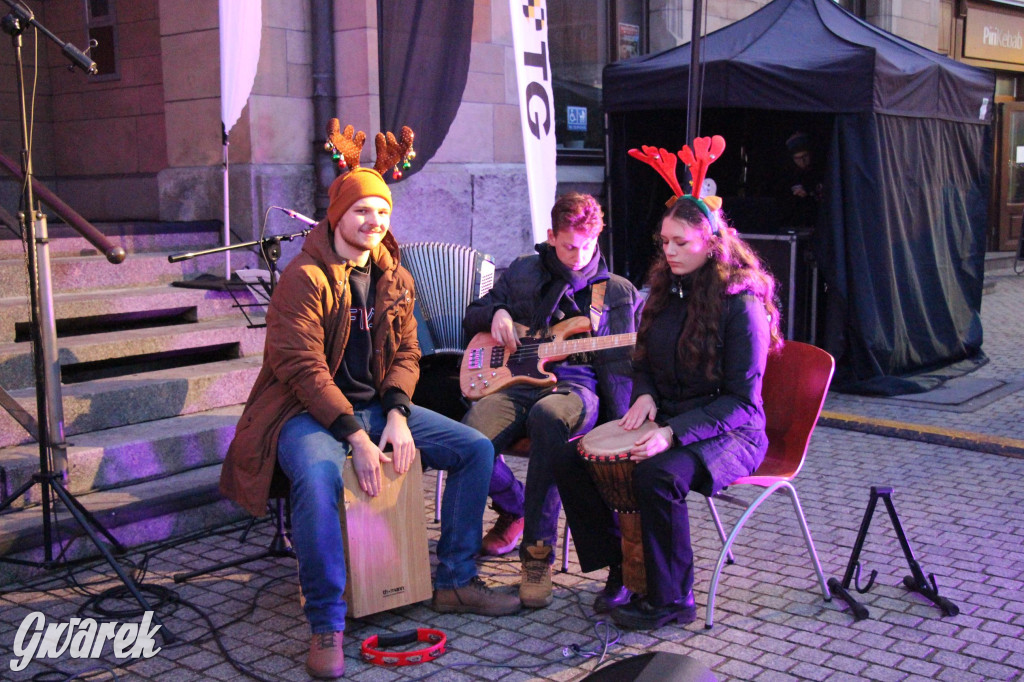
left=509, top=0, right=557, bottom=244
left=219, top=0, right=262, bottom=276
left=220, top=0, right=261, bottom=136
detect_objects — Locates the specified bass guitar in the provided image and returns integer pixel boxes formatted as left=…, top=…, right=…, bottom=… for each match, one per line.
left=460, top=316, right=636, bottom=400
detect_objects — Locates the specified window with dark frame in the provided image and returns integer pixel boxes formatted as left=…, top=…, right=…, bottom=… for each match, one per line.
left=549, top=0, right=648, bottom=160
left=85, top=0, right=118, bottom=78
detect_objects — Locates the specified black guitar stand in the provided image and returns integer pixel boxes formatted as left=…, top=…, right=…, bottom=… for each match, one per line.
left=828, top=486, right=960, bottom=622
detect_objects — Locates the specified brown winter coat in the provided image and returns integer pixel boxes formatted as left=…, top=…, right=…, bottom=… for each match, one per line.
left=219, top=220, right=420, bottom=515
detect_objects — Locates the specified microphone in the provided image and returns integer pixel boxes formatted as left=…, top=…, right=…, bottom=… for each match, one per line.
left=273, top=206, right=318, bottom=226
left=64, top=40, right=98, bottom=74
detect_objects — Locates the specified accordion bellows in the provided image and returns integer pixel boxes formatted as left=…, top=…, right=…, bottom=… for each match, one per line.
left=400, top=242, right=495, bottom=355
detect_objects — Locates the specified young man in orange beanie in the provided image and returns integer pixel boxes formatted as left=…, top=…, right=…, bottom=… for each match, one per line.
left=221, top=167, right=519, bottom=679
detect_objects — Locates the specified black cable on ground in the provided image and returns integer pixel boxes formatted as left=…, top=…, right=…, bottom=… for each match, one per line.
left=9, top=512, right=637, bottom=680
left=363, top=573, right=626, bottom=681
left=8, top=513, right=293, bottom=682
left=28, top=570, right=293, bottom=682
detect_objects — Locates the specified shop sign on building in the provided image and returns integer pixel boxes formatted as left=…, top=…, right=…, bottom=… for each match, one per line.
left=964, top=2, right=1024, bottom=65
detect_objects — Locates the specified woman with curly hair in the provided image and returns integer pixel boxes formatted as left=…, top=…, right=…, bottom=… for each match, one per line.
left=554, top=195, right=783, bottom=629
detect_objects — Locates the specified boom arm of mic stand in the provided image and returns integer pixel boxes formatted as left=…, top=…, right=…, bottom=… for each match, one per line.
left=168, top=228, right=312, bottom=263
left=1, top=0, right=97, bottom=74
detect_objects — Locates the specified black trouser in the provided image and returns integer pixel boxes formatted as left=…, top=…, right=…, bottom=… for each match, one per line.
left=554, top=442, right=710, bottom=606
left=634, top=447, right=710, bottom=605
left=552, top=440, right=622, bottom=572
left=462, top=383, right=597, bottom=563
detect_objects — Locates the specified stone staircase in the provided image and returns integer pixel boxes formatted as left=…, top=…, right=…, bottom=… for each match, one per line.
left=0, top=221, right=265, bottom=580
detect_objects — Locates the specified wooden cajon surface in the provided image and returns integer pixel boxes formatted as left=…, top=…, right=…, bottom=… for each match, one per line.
left=338, top=454, right=432, bottom=618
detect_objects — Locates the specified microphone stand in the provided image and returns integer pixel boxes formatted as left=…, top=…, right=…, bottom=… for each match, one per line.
left=170, top=225, right=314, bottom=288
left=168, top=225, right=313, bottom=326
left=167, top=223, right=312, bottom=581
left=0, top=0, right=173, bottom=644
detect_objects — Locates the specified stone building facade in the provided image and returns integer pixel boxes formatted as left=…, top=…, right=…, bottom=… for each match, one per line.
left=0, top=0, right=1007, bottom=270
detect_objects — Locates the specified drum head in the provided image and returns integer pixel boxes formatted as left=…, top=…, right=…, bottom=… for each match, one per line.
left=580, top=420, right=659, bottom=458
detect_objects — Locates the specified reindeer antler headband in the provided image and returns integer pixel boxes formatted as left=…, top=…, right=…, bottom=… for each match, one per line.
left=628, top=135, right=725, bottom=230
left=324, top=118, right=416, bottom=181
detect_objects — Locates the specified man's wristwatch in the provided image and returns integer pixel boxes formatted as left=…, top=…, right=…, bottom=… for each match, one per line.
left=389, top=404, right=411, bottom=418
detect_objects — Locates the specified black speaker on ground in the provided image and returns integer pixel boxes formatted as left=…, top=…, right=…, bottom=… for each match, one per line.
left=582, top=652, right=718, bottom=682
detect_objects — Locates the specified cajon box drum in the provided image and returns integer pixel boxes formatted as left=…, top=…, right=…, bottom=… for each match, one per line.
left=338, top=454, right=432, bottom=618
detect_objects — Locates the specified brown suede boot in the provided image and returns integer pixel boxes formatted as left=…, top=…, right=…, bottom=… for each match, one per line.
left=306, top=631, right=345, bottom=679
left=519, top=541, right=553, bottom=608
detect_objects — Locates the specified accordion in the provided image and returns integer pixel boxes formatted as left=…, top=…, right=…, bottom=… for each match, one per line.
left=400, top=242, right=495, bottom=355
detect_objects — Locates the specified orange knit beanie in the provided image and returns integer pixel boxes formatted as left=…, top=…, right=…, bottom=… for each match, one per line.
left=326, top=167, right=393, bottom=229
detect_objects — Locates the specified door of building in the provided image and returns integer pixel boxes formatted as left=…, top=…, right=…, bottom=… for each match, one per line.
left=994, top=101, right=1024, bottom=251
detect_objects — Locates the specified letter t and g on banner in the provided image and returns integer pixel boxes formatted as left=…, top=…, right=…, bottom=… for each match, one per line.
left=510, top=0, right=557, bottom=244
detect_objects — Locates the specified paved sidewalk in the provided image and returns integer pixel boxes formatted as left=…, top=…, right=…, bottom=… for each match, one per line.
left=1, top=273, right=1023, bottom=681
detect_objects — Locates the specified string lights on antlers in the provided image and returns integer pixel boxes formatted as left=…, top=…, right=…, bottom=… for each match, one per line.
left=324, top=120, right=364, bottom=173
left=324, top=118, right=416, bottom=180
left=376, top=127, right=416, bottom=180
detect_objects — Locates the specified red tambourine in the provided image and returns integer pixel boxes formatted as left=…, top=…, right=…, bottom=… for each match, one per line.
left=361, top=628, right=446, bottom=666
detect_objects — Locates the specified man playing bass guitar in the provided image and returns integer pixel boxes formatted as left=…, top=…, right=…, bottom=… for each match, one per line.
left=461, top=192, right=643, bottom=609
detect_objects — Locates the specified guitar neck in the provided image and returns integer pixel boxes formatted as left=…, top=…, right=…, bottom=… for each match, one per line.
left=538, top=332, right=636, bottom=358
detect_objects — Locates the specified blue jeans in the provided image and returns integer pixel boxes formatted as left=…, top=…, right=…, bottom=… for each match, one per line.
left=277, top=403, right=493, bottom=634
left=462, top=383, right=597, bottom=562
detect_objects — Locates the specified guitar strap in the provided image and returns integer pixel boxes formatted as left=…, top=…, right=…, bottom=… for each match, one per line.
left=589, top=280, right=607, bottom=333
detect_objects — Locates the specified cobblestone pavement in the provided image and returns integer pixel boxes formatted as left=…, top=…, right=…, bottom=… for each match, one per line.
left=2, top=273, right=1023, bottom=681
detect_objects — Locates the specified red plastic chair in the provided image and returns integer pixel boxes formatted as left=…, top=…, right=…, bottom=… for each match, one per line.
left=703, top=340, right=834, bottom=628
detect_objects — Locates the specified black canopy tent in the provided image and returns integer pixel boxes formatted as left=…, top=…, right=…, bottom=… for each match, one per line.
left=603, top=0, right=996, bottom=394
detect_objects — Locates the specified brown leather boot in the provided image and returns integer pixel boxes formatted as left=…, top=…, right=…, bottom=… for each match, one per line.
left=519, top=541, right=553, bottom=608
left=432, top=576, right=521, bottom=615
left=306, top=631, right=345, bottom=679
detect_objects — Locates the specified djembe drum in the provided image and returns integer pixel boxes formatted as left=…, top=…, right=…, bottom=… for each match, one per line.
left=578, top=420, right=659, bottom=595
